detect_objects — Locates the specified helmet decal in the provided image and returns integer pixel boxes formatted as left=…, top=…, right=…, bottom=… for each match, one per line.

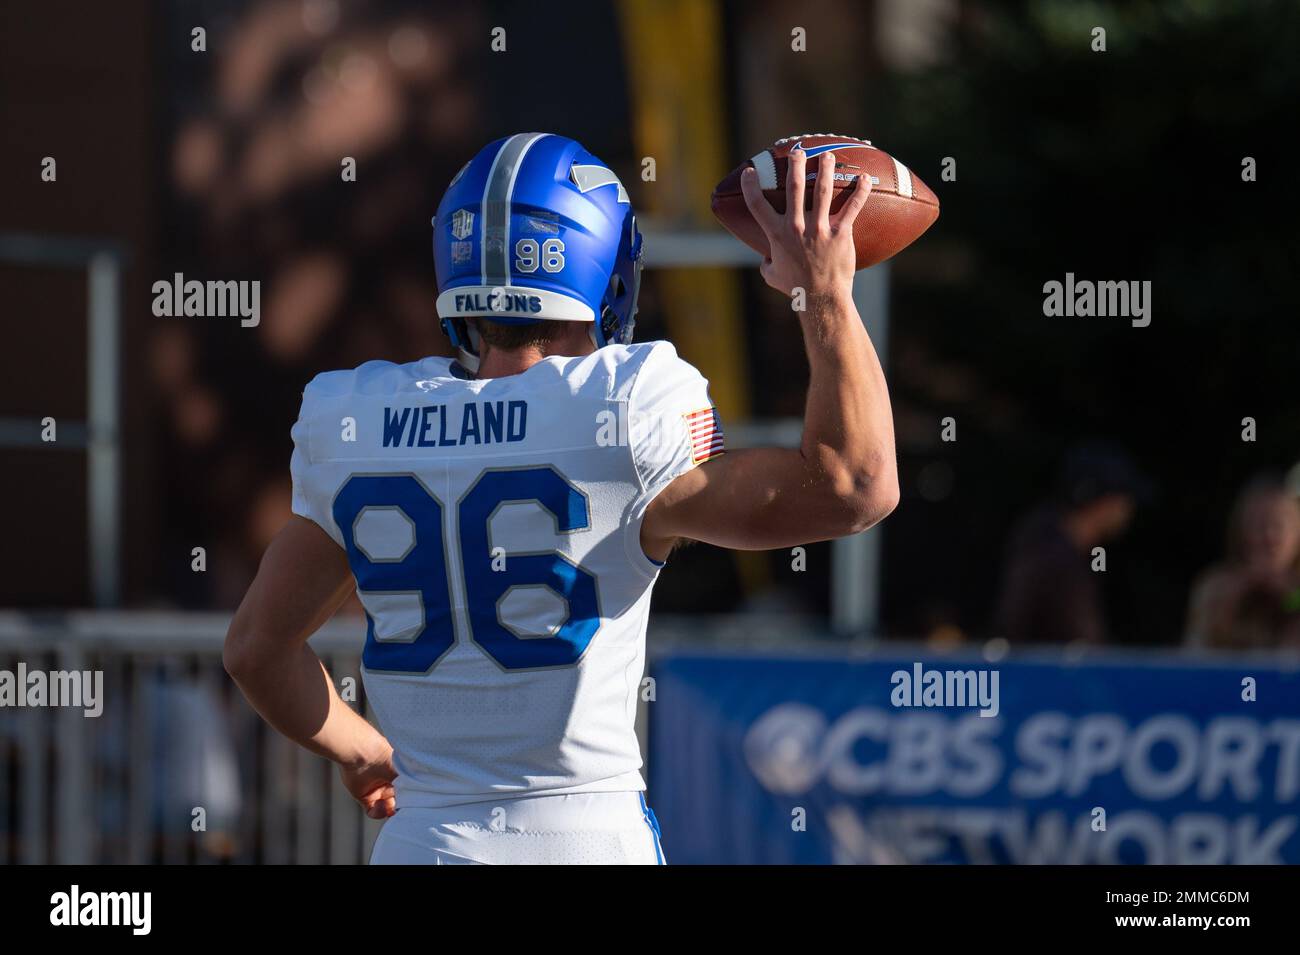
left=569, top=164, right=630, bottom=203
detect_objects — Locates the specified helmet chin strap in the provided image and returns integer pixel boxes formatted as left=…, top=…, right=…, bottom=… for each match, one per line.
left=450, top=318, right=481, bottom=373
left=457, top=347, right=480, bottom=374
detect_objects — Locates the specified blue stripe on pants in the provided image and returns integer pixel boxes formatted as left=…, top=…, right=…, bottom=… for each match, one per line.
left=639, top=793, right=665, bottom=865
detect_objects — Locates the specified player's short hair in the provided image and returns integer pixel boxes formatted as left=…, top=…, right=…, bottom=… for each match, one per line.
left=474, top=318, right=567, bottom=351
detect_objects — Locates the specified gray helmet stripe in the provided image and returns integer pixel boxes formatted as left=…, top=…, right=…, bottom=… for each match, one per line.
left=481, top=132, right=547, bottom=288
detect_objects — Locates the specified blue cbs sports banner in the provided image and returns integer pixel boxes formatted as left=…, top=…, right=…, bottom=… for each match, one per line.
left=648, top=651, right=1300, bottom=864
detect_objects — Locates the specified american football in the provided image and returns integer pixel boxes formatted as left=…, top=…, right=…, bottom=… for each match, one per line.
left=711, top=133, right=939, bottom=270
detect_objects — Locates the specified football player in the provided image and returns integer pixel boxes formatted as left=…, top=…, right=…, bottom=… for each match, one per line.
left=224, top=134, right=897, bottom=864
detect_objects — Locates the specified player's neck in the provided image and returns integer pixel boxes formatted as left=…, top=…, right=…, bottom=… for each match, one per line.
left=474, top=336, right=597, bottom=379
left=475, top=345, right=548, bottom=379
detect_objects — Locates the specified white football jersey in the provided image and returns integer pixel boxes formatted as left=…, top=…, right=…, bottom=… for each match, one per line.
left=290, top=341, right=723, bottom=808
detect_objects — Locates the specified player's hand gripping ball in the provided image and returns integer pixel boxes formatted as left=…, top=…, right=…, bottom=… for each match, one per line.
left=711, top=133, right=939, bottom=271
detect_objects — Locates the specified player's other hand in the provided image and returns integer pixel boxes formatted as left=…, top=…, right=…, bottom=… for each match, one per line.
left=339, top=741, right=398, bottom=819
left=740, top=147, right=871, bottom=303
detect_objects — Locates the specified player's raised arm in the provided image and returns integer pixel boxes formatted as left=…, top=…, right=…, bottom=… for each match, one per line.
left=641, top=147, right=898, bottom=558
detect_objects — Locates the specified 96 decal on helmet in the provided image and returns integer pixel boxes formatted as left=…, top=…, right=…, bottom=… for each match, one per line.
left=433, top=133, right=643, bottom=371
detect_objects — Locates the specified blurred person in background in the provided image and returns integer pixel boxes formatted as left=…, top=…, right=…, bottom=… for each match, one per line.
left=1185, top=476, right=1300, bottom=651
left=994, top=443, right=1149, bottom=645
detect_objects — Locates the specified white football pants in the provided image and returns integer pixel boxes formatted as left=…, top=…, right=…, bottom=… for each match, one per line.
left=370, top=791, right=666, bottom=865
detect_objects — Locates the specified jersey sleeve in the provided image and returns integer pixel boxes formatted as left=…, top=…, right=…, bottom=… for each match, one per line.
left=622, top=343, right=724, bottom=571
left=288, top=376, right=344, bottom=547
left=628, top=342, right=725, bottom=493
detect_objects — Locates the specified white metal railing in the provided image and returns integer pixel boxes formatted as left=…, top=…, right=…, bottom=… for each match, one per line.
left=0, top=612, right=382, bottom=864
left=0, top=609, right=836, bottom=865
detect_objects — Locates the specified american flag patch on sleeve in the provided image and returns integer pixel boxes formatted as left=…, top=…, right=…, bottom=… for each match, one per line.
left=684, top=407, right=725, bottom=464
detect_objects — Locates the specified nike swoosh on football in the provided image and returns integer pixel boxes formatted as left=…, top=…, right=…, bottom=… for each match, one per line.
left=790, top=140, right=869, bottom=158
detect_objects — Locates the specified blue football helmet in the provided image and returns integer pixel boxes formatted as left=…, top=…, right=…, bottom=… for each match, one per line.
left=433, top=133, right=643, bottom=371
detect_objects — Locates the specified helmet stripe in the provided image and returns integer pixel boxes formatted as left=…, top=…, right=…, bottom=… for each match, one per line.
left=477, top=139, right=511, bottom=287
left=481, top=132, right=547, bottom=288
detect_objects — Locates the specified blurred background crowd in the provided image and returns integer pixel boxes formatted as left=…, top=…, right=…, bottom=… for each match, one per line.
left=3, top=0, right=1299, bottom=650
